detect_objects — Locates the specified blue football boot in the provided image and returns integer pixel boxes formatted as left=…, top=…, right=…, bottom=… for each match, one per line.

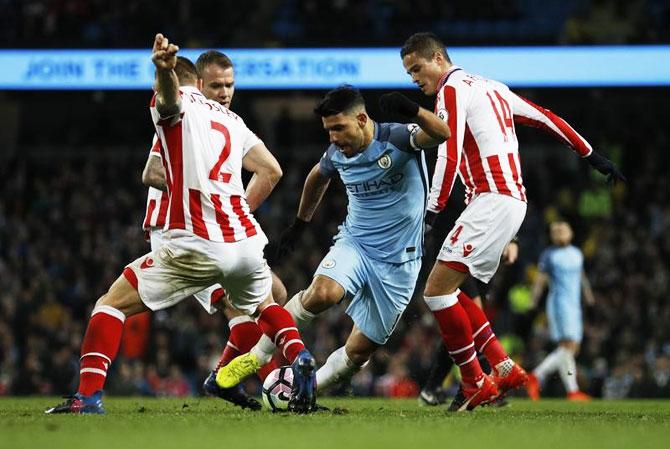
left=288, top=349, right=317, bottom=413
left=45, top=390, right=105, bottom=414
left=203, top=370, right=261, bottom=411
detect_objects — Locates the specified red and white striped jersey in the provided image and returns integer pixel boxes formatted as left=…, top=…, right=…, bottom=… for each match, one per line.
left=429, top=67, right=593, bottom=212
left=142, top=135, right=169, bottom=231
left=150, top=86, right=264, bottom=242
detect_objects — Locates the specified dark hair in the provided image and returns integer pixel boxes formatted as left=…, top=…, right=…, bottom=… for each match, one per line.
left=174, top=56, right=198, bottom=84
left=314, top=84, right=366, bottom=117
left=400, top=32, right=450, bottom=63
left=195, top=50, right=233, bottom=77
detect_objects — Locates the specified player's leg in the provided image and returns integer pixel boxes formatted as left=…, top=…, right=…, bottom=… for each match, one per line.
left=46, top=232, right=231, bottom=414
left=218, top=292, right=317, bottom=412
left=45, top=272, right=148, bottom=414
left=197, top=293, right=263, bottom=410
left=554, top=305, right=589, bottom=400
left=213, top=236, right=316, bottom=411
left=419, top=343, right=453, bottom=406
left=558, top=339, right=590, bottom=400
left=425, top=196, right=523, bottom=409
left=249, top=240, right=359, bottom=366
left=209, top=272, right=288, bottom=377
left=424, top=262, right=496, bottom=410
left=456, top=289, right=528, bottom=394
left=316, top=326, right=379, bottom=392
left=317, top=255, right=418, bottom=393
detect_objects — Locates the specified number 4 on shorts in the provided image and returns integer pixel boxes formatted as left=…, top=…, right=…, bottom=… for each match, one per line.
left=449, top=225, right=463, bottom=245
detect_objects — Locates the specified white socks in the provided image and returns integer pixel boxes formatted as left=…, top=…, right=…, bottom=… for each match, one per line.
left=283, top=291, right=317, bottom=328
left=316, top=346, right=363, bottom=392
left=557, top=347, right=579, bottom=393
left=250, top=334, right=275, bottom=365
left=533, top=346, right=579, bottom=393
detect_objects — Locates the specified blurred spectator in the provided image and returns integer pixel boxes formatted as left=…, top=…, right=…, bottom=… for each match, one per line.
left=1, top=1, right=669, bottom=48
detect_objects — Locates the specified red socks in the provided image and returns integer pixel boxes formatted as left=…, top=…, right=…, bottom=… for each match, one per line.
left=214, top=317, right=263, bottom=372
left=256, top=304, right=305, bottom=363
left=78, top=305, right=125, bottom=396
left=424, top=293, right=483, bottom=383
left=457, top=290, right=509, bottom=367
left=213, top=316, right=280, bottom=380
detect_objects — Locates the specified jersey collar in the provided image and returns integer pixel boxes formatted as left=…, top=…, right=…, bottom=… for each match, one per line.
left=179, top=85, right=201, bottom=94
left=437, top=66, right=462, bottom=90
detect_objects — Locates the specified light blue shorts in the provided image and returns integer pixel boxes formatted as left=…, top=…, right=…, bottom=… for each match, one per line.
left=547, top=296, right=583, bottom=343
left=314, top=237, right=421, bottom=345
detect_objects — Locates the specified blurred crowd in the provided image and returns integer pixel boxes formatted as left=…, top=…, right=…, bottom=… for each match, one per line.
left=0, top=85, right=668, bottom=400
left=1, top=0, right=669, bottom=48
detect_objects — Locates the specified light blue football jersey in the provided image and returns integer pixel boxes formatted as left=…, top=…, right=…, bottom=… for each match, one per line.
left=318, top=122, right=429, bottom=264
left=538, top=245, right=584, bottom=306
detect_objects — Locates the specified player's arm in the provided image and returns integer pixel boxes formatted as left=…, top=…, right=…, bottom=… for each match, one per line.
left=242, top=143, right=283, bottom=212
left=413, top=106, right=451, bottom=148
left=296, top=163, right=331, bottom=222
left=510, top=92, right=625, bottom=184
left=531, top=271, right=549, bottom=308
left=581, top=271, right=596, bottom=306
left=378, top=92, right=450, bottom=148
left=151, top=34, right=181, bottom=118
left=142, top=153, right=167, bottom=191
left=274, top=163, right=332, bottom=262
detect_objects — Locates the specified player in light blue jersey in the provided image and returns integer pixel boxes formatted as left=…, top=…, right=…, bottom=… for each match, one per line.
left=527, top=221, right=595, bottom=401
left=249, top=85, right=450, bottom=393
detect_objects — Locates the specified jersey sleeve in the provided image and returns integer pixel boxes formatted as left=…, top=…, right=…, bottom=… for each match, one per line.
left=149, top=134, right=163, bottom=158
left=387, top=123, right=422, bottom=152
left=241, top=127, right=264, bottom=157
left=150, top=90, right=186, bottom=129
left=318, top=147, right=338, bottom=178
left=427, top=82, right=466, bottom=213
left=510, top=93, right=592, bottom=157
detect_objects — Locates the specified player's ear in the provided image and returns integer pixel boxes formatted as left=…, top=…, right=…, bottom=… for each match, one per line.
left=196, top=78, right=204, bottom=91
left=356, top=112, right=368, bottom=128
left=433, top=51, right=443, bottom=64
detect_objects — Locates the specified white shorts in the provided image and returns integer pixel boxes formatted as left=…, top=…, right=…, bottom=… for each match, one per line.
left=147, top=227, right=224, bottom=314
left=128, top=229, right=271, bottom=315
left=437, top=193, right=526, bottom=283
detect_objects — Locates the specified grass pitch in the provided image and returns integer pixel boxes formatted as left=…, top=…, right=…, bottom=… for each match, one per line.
left=1, top=397, right=668, bottom=449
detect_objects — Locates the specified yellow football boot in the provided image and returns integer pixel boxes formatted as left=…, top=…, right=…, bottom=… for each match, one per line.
left=215, top=353, right=261, bottom=388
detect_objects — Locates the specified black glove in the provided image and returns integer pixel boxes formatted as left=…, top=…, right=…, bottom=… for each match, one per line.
left=274, top=218, right=308, bottom=262
left=585, top=151, right=627, bottom=185
left=424, top=210, right=439, bottom=235
left=379, top=92, right=420, bottom=119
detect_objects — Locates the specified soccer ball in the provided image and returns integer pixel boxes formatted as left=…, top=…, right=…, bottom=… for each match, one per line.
left=262, top=366, right=293, bottom=411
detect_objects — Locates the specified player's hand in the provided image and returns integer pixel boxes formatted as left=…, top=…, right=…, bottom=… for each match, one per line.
left=501, top=241, right=519, bottom=265
left=151, top=33, right=179, bottom=71
left=274, top=218, right=309, bottom=262
left=424, top=210, right=439, bottom=235
left=379, top=92, right=420, bottom=119
left=585, top=151, right=626, bottom=185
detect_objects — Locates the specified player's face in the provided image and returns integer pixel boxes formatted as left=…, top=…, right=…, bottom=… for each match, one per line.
left=402, top=51, right=445, bottom=96
left=322, top=112, right=367, bottom=157
left=200, top=64, right=235, bottom=108
left=550, top=222, right=573, bottom=246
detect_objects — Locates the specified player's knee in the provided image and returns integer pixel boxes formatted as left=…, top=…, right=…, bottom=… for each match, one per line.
left=344, top=345, right=372, bottom=367
left=560, top=340, right=579, bottom=354
left=271, top=274, right=288, bottom=305
left=304, top=280, right=342, bottom=308
left=423, top=279, right=453, bottom=298
left=95, top=275, right=146, bottom=316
